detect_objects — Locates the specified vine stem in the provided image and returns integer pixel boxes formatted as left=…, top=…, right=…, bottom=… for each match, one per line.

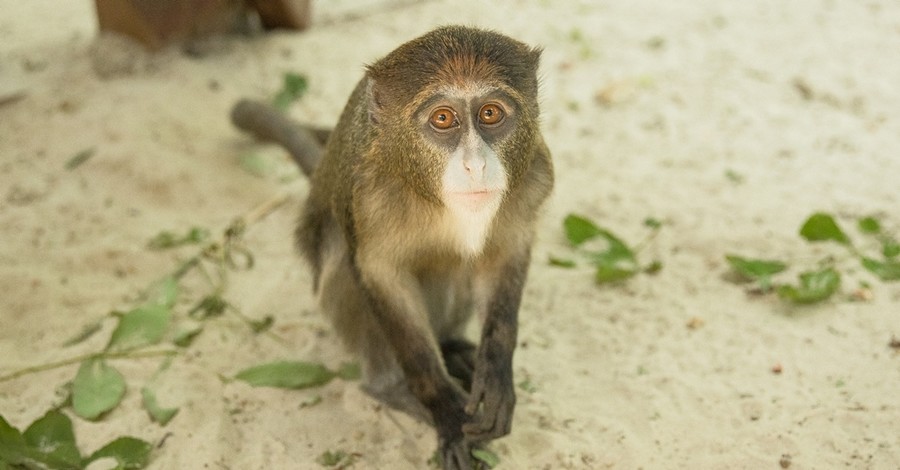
left=240, top=192, right=291, bottom=227
left=633, top=226, right=662, bottom=254
left=1, top=193, right=290, bottom=384
left=0, top=349, right=177, bottom=383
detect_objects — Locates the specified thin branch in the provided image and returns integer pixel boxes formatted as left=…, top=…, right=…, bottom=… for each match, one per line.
left=0, top=349, right=177, bottom=383
left=2, top=193, right=290, bottom=384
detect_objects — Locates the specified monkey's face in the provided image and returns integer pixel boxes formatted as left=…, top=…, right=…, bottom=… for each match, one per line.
left=414, top=85, right=518, bottom=216
left=363, top=26, right=543, bottom=254
left=405, top=81, right=537, bottom=255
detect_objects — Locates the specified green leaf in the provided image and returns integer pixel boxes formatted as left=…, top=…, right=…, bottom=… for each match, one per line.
left=299, top=395, right=323, bottom=408
left=587, top=230, right=639, bottom=284
left=316, top=449, right=357, bottom=467
left=147, top=227, right=209, bottom=250
left=235, top=361, right=336, bottom=390
left=857, top=216, right=881, bottom=234
left=106, top=305, right=171, bottom=351
left=273, top=72, right=309, bottom=111
left=239, top=153, right=275, bottom=178
left=336, top=362, right=361, bottom=381
left=643, top=217, right=662, bottom=229
left=776, top=268, right=841, bottom=304
left=0, top=416, right=27, bottom=466
left=62, top=320, right=104, bottom=347
left=724, top=169, right=745, bottom=184
left=595, top=262, right=637, bottom=284
left=146, top=231, right=178, bottom=250
left=86, top=437, right=152, bottom=470
left=861, top=257, right=900, bottom=281
left=517, top=379, right=538, bottom=393
left=141, top=388, right=179, bottom=426
left=144, top=276, right=179, bottom=309
left=799, top=213, right=850, bottom=245
left=471, top=448, right=501, bottom=468
left=188, top=295, right=228, bottom=319
left=725, top=255, right=788, bottom=281
left=643, top=260, right=664, bottom=275
left=563, top=214, right=602, bottom=246
left=0, top=415, right=24, bottom=446
left=548, top=256, right=576, bottom=268
left=72, top=359, right=126, bottom=420
left=64, top=147, right=96, bottom=170
left=23, top=410, right=82, bottom=466
left=172, top=324, right=203, bottom=347
left=882, top=238, right=900, bottom=259
left=592, top=231, right=635, bottom=261
left=0, top=414, right=79, bottom=469
left=248, top=315, right=274, bottom=334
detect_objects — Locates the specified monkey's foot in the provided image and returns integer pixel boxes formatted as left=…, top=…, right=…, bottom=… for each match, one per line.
left=361, top=381, right=433, bottom=425
left=440, top=339, right=476, bottom=392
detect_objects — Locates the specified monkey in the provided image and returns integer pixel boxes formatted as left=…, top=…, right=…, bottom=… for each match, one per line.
left=233, top=25, right=552, bottom=470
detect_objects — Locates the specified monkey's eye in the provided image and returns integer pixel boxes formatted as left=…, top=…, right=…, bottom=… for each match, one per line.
left=478, top=103, right=505, bottom=126
left=429, top=107, right=459, bottom=131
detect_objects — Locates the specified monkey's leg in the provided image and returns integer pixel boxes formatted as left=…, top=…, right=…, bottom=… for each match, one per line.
left=423, top=273, right=477, bottom=392
left=464, top=253, right=531, bottom=443
left=317, top=244, right=431, bottom=423
left=357, top=333, right=432, bottom=424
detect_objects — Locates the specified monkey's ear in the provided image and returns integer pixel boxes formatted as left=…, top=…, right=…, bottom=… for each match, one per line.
left=364, top=77, right=385, bottom=125
left=527, top=46, right=543, bottom=73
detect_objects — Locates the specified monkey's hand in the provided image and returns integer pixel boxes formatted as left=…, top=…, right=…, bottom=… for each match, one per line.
left=433, top=388, right=474, bottom=470
left=462, top=358, right=516, bottom=442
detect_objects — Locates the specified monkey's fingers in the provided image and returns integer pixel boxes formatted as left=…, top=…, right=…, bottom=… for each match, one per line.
left=439, top=438, right=473, bottom=470
left=462, top=397, right=514, bottom=441
left=463, top=374, right=515, bottom=441
left=464, top=377, right=485, bottom=416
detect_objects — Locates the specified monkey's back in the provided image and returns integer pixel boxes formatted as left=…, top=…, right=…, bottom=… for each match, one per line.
left=295, top=78, right=372, bottom=287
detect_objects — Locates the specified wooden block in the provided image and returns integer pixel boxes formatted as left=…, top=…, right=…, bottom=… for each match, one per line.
left=246, top=0, right=312, bottom=30
left=94, top=0, right=246, bottom=50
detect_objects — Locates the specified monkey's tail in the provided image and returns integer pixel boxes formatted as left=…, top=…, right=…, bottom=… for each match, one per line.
left=230, top=99, right=330, bottom=177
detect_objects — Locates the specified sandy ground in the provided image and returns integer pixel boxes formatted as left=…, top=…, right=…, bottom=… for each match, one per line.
left=2, top=1, right=900, bottom=469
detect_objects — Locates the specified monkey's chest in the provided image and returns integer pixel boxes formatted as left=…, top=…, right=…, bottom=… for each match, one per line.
left=436, top=198, right=501, bottom=257
left=417, top=268, right=477, bottom=338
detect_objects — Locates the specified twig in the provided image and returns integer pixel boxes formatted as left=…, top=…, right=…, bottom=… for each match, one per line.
left=0, top=349, right=177, bottom=383
left=2, top=194, right=290, bottom=384
left=239, top=192, right=291, bottom=227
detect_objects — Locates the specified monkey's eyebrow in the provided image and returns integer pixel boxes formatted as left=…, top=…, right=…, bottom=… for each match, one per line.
left=415, top=94, right=464, bottom=119
left=476, top=90, right=517, bottom=108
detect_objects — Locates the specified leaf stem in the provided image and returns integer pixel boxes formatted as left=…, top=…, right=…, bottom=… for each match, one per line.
left=1, top=195, right=289, bottom=384
left=0, top=349, right=177, bottom=383
left=633, top=227, right=662, bottom=254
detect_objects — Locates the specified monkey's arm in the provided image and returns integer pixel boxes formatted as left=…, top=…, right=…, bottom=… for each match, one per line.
left=464, top=251, right=531, bottom=442
left=354, top=255, right=474, bottom=469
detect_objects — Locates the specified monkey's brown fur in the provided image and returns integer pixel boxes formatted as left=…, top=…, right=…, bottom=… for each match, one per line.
left=287, top=26, right=553, bottom=469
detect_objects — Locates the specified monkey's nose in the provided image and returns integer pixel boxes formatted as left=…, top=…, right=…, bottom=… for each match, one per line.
left=463, top=156, right=486, bottom=177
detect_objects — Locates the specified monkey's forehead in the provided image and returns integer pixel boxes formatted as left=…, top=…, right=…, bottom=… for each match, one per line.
left=428, top=81, right=503, bottom=100
left=366, top=26, right=541, bottom=105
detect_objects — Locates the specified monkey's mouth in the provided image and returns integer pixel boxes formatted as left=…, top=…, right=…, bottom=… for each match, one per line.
left=447, top=190, right=501, bottom=209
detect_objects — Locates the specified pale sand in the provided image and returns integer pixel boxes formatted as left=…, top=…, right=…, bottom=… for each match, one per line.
left=1, top=1, right=899, bottom=469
